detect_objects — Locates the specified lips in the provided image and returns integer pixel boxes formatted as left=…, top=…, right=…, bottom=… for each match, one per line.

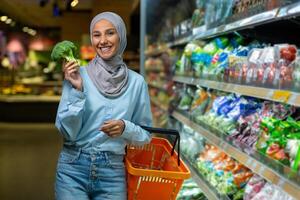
left=100, top=46, right=112, bottom=53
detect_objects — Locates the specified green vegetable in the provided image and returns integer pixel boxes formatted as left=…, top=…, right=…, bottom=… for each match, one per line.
left=51, top=40, right=78, bottom=64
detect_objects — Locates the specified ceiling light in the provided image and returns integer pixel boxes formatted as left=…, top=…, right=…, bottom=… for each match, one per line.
left=31, top=30, right=37, bottom=36
left=22, top=27, right=29, bottom=32
left=1, top=16, right=8, bottom=22
left=71, top=0, right=79, bottom=7
left=5, top=18, right=12, bottom=24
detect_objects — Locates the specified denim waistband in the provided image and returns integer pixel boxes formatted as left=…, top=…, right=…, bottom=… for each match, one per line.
left=62, top=144, right=123, bottom=156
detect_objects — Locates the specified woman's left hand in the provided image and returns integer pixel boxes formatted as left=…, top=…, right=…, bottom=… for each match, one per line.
left=100, top=120, right=125, bottom=137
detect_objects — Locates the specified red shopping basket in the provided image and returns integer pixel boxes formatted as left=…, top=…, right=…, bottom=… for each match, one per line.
left=125, top=126, right=190, bottom=200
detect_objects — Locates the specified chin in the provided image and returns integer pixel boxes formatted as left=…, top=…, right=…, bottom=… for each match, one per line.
left=100, top=55, right=113, bottom=60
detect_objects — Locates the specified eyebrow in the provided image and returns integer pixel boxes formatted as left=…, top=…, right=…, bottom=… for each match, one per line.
left=93, top=28, right=116, bottom=34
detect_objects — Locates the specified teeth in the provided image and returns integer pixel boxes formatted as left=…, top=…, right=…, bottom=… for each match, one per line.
left=101, top=47, right=111, bottom=52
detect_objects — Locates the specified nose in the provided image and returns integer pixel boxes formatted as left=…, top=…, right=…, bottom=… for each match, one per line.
left=100, top=35, right=108, bottom=45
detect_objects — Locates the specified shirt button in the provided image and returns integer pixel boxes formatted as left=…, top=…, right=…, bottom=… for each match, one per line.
left=92, top=171, right=96, bottom=175
left=92, top=164, right=97, bottom=169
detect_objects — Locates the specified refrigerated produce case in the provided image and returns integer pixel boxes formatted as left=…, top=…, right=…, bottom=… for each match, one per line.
left=142, top=0, right=300, bottom=199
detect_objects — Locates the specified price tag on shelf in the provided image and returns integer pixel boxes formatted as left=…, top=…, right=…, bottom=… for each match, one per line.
left=258, top=165, right=265, bottom=176
left=277, top=178, right=285, bottom=189
left=272, top=90, right=291, bottom=102
left=246, top=157, right=253, bottom=167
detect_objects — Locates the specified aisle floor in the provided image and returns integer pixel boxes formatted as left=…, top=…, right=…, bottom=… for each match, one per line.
left=0, top=123, right=62, bottom=200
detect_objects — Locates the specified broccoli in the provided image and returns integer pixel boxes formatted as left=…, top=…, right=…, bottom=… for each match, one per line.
left=51, top=40, right=78, bottom=64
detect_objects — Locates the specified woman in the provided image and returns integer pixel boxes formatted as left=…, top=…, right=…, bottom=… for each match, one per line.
left=55, top=12, right=152, bottom=200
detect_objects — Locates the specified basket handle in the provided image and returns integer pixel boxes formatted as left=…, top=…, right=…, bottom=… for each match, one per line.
left=141, top=126, right=181, bottom=166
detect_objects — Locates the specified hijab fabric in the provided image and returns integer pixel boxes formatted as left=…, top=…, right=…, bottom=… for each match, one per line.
left=86, top=12, right=129, bottom=98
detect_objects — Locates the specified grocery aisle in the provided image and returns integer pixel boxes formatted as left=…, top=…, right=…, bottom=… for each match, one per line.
left=0, top=123, right=62, bottom=200
left=143, top=1, right=300, bottom=200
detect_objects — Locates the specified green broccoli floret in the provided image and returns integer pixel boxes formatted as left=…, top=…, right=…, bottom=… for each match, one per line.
left=51, top=40, right=78, bottom=64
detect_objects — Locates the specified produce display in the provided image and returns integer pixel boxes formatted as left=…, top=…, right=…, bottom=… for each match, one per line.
left=151, top=105, right=168, bottom=128
left=175, top=37, right=299, bottom=91
left=176, top=121, right=295, bottom=200
left=145, top=1, right=300, bottom=199
left=176, top=178, right=207, bottom=200
left=243, top=175, right=294, bottom=200
left=173, top=84, right=300, bottom=174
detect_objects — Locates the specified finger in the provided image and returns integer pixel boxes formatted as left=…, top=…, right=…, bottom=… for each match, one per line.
left=108, top=130, right=121, bottom=137
left=63, top=61, right=73, bottom=69
left=64, top=61, right=77, bottom=70
left=100, top=123, right=115, bottom=132
left=65, top=63, right=79, bottom=72
left=109, top=125, right=121, bottom=132
left=65, top=68, right=78, bottom=75
left=103, top=120, right=114, bottom=124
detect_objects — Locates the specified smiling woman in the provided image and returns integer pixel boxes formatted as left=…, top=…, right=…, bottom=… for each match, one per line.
left=91, top=19, right=120, bottom=60
left=54, top=11, right=153, bottom=200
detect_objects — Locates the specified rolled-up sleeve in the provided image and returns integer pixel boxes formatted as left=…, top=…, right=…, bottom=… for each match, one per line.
left=121, top=81, right=153, bottom=145
left=55, top=81, right=85, bottom=142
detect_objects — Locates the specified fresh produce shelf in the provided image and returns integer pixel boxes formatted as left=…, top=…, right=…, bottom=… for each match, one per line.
left=0, top=95, right=61, bottom=103
left=173, top=76, right=300, bottom=107
left=172, top=110, right=300, bottom=199
left=145, top=49, right=168, bottom=57
left=167, top=34, right=194, bottom=48
left=167, top=1, right=300, bottom=47
left=148, top=82, right=168, bottom=92
left=150, top=98, right=168, bottom=112
left=180, top=153, right=231, bottom=200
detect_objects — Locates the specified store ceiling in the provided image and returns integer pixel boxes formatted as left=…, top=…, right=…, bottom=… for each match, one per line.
left=0, top=0, right=139, bottom=28
left=0, top=0, right=93, bottom=27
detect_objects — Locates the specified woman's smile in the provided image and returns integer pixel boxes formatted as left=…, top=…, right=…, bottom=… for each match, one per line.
left=92, top=19, right=120, bottom=60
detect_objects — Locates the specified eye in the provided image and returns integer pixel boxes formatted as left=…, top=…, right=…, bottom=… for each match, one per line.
left=107, top=30, right=115, bottom=36
left=93, top=32, right=101, bottom=37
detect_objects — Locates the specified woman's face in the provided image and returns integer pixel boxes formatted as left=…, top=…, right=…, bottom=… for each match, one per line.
left=92, top=19, right=120, bottom=60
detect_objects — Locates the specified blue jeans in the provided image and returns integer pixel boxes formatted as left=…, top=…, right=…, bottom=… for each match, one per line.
left=55, top=146, right=127, bottom=200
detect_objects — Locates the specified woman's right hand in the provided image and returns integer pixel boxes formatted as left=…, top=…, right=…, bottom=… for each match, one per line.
left=63, top=60, right=83, bottom=91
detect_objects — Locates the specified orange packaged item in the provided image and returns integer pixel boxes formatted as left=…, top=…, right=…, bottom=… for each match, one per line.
left=233, top=171, right=253, bottom=188
left=191, top=88, right=208, bottom=110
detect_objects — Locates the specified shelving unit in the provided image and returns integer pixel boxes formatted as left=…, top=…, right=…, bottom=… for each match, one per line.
left=148, top=82, right=168, bottom=92
left=150, top=96, right=300, bottom=199
left=167, top=1, right=300, bottom=48
left=0, top=95, right=60, bottom=102
left=171, top=110, right=300, bottom=199
left=143, top=1, right=300, bottom=199
left=180, top=153, right=230, bottom=200
left=150, top=98, right=168, bottom=112
left=173, top=76, right=300, bottom=106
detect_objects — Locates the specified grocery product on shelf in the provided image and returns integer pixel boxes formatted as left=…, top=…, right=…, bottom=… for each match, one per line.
left=173, top=84, right=300, bottom=173
left=144, top=1, right=300, bottom=199
left=176, top=178, right=207, bottom=200
left=174, top=119, right=296, bottom=200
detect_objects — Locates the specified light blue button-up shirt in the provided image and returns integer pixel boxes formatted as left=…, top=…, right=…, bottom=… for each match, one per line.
left=55, top=67, right=153, bottom=154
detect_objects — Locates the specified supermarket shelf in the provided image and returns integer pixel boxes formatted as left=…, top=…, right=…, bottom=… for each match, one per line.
left=145, top=50, right=168, bottom=57
left=20, top=81, right=62, bottom=87
left=148, top=82, right=168, bottom=92
left=150, top=98, right=168, bottom=112
left=180, top=154, right=229, bottom=200
left=0, top=95, right=60, bottom=102
left=173, top=76, right=300, bottom=107
left=167, top=34, right=194, bottom=48
left=167, top=1, right=300, bottom=47
left=172, top=110, right=300, bottom=199
left=145, top=68, right=164, bottom=73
